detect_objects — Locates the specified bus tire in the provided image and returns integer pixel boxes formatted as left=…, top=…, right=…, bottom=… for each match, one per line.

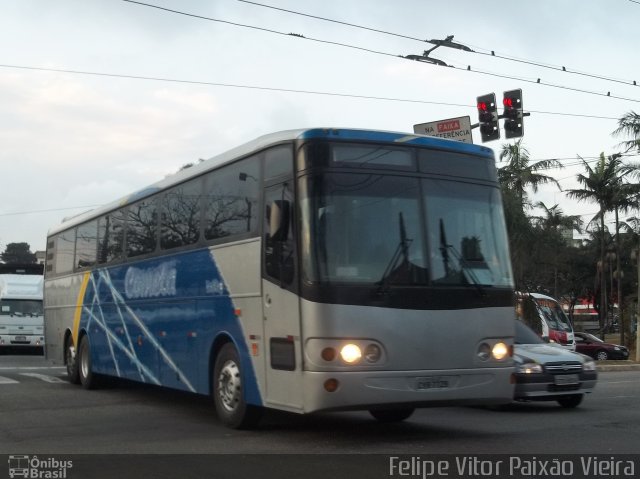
left=369, top=407, right=415, bottom=422
left=78, top=335, right=98, bottom=390
left=65, top=336, right=80, bottom=385
left=213, top=343, right=262, bottom=429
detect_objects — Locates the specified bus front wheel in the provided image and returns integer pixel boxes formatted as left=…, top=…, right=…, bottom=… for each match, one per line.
left=65, top=336, right=80, bottom=384
left=213, top=343, right=262, bottom=429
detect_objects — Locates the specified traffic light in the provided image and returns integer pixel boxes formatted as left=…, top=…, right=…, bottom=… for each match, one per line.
left=476, top=93, right=499, bottom=142
left=503, top=89, right=524, bottom=138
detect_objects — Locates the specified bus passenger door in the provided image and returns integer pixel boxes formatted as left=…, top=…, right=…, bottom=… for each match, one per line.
left=262, top=184, right=303, bottom=411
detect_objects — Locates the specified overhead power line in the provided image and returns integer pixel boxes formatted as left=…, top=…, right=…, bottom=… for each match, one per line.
left=122, top=1, right=640, bottom=105
left=236, top=0, right=639, bottom=89
left=0, top=63, right=621, bottom=120
left=0, top=205, right=103, bottom=217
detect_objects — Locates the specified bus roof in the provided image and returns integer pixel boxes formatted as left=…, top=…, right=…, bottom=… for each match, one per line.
left=47, top=127, right=494, bottom=236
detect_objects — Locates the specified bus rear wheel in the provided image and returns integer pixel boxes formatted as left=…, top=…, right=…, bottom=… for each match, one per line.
left=65, top=336, right=80, bottom=384
left=369, top=408, right=415, bottom=422
left=78, top=335, right=98, bottom=390
left=213, top=343, right=262, bottom=429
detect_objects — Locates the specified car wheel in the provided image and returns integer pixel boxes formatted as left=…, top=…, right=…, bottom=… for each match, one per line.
left=369, top=408, right=415, bottom=422
left=213, top=343, right=262, bottom=429
left=557, top=394, right=583, bottom=408
left=65, top=336, right=80, bottom=384
left=78, top=335, right=98, bottom=390
left=596, top=350, right=609, bottom=361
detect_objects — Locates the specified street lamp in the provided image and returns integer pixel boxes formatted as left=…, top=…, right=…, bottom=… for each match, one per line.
left=631, top=248, right=640, bottom=362
left=628, top=216, right=640, bottom=363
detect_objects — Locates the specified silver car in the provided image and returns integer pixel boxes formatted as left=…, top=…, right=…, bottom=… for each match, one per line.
left=514, top=320, right=597, bottom=408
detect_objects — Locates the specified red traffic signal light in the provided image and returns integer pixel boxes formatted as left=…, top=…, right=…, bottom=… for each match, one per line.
left=503, top=89, right=523, bottom=139
left=476, top=93, right=499, bottom=142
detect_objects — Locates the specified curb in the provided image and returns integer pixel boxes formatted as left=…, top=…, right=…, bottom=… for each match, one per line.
left=596, top=361, right=640, bottom=372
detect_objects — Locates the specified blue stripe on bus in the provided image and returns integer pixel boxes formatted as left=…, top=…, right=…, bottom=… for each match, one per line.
left=77, top=248, right=262, bottom=406
left=297, top=128, right=494, bottom=157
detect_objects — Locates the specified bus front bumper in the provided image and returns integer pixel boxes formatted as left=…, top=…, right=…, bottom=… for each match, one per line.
left=301, top=366, right=514, bottom=413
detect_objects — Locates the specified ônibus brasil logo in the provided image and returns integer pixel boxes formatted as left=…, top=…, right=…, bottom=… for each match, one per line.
left=8, top=455, right=73, bottom=479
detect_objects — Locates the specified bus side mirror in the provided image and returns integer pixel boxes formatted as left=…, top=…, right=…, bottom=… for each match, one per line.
left=269, top=200, right=290, bottom=242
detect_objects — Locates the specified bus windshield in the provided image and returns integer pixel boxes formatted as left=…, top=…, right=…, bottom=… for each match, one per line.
left=300, top=171, right=513, bottom=288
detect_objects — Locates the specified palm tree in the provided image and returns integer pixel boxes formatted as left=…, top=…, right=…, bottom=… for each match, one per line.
left=498, top=139, right=563, bottom=209
left=566, top=153, right=639, bottom=337
left=612, top=111, right=640, bottom=153
left=533, top=202, right=583, bottom=297
left=497, top=140, right=562, bottom=288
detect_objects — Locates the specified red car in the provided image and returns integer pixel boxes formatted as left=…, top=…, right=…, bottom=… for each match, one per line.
left=574, top=332, right=629, bottom=360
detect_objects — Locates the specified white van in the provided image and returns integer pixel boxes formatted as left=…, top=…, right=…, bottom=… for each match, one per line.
left=516, top=292, right=576, bottom=351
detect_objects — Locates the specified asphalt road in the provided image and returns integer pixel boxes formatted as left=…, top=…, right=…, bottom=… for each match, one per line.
left=1, top=351, right=639, bottom=478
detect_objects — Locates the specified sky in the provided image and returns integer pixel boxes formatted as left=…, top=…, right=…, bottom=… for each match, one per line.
left=1, top=0, right=639, bottom=253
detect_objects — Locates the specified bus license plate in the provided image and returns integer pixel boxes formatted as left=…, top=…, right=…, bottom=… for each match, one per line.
left=415, top=377, right=449, bottom=390
left=554, top=374, right=579, bottom=385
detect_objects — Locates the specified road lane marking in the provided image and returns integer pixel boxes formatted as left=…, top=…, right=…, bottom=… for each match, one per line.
left=0, top=376, right=19, bottom=384
left=599, top=380, right=639, bottom=384
left=19, top=373, right=66, bottom=383
left=0, top=366, right=66, bottom=371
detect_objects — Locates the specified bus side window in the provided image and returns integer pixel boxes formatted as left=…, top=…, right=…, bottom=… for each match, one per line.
left=97, top=211, right=125, bottom=264
left=75, top=220, right=98, bottom=269
left=264, top=145, right=293, bottom=182
left=264, top=185, right=295, bottom=286
left=55, top=229, right=75, bottom=275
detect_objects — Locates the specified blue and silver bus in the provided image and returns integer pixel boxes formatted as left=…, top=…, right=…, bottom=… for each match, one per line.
left=44, top=128, right=515, bottom=428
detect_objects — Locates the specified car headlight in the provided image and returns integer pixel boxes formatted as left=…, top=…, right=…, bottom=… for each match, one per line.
left=516, top=362, right=543, bottom=374
left=614, top=346, right=621, bottom=351
left=583, top=360, right=597, bottom=372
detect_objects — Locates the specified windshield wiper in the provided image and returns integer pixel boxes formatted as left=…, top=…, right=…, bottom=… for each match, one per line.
left=439, top=218, right=486, bottom=297
left=376, top=212, right=412, bottom=295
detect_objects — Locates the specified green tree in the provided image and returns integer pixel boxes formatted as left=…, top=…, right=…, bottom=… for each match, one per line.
left=566, top=153, right=638, bottom=337
left=498, top=139, right=563, bottom=209
left=0, top=242, right=37, bottom=264
left=532, top=202, right=583, bottom=297
left=497, top=140, right=562, bottom=289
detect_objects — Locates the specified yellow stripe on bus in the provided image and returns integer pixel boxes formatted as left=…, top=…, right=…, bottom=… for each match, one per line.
left=72, top=272, right=91, bottom=345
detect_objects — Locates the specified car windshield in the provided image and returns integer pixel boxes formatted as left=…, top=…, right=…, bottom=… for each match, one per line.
left=583, top=333, right=603, bottom=343
left=515, top=320, right=545, bottom=345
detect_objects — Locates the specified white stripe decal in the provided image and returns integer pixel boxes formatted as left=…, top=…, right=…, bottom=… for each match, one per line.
left=0, top=376, right=19, bottom=384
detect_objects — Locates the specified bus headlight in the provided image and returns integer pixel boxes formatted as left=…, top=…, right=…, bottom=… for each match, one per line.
left=340, top=344, right=362, bottom=364
left=364, top=344, right=382, bottom=363
left=491, top=342, right=509, bottom=360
